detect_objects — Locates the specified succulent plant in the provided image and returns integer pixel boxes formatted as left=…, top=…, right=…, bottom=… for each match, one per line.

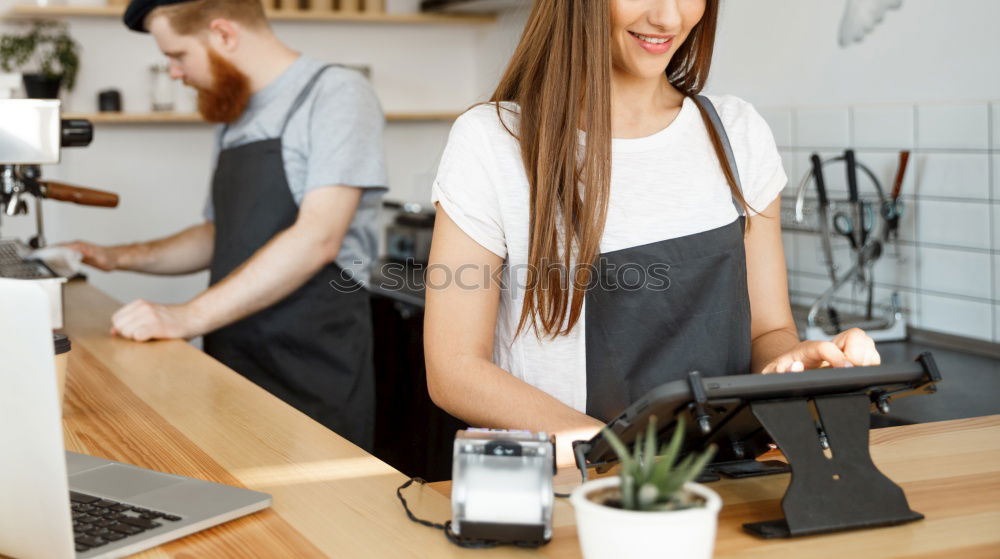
left=601, top=416, right=716, bottom=511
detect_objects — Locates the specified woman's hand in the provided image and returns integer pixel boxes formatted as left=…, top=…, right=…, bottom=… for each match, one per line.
left=761, top=328, right=881, bottom=374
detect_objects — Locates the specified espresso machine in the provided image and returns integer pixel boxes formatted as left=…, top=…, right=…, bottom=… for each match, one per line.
left=0, top=99, right=119, bottom=327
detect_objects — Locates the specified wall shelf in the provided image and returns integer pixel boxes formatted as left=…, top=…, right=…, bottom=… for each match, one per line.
left=63, top=111, right=460, bottom=124
left=4, top=4, right=496, bottom=25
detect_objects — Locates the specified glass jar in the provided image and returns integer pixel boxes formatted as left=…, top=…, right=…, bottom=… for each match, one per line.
left=150, top=63, right=174, bottom=112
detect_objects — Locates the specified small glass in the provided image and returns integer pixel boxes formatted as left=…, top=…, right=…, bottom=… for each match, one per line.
left=150, top=63, right=174, bottom=112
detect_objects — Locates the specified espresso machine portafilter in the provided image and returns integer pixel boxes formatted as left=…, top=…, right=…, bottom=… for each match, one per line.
left=0, top=99, right=119, bottom=248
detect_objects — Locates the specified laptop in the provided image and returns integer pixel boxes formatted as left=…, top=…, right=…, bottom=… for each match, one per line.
left=0, top=280, right=272, bottom=559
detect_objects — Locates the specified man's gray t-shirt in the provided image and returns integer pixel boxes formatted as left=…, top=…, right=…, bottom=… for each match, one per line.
left=204, top=55, right=387, bottom=286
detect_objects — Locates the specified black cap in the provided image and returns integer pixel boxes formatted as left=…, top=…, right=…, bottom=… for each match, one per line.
left=123, top=0, right=196, bottom=33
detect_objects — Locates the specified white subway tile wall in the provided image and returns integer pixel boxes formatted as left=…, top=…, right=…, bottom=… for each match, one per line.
left=992, top=103, right=1000, bottom=150
left=916, top=246, right=991, bottom=300
left=852, top=105, right=915, bottom=150
left=765, top=100, right=998, bottom=342
left=992, top=154, right=1000, bottom=199
left=916, top=153, right=990, bottom=199
left=917, top=199, right=991, bottom=250
left=758, top=107, right=794, bottom=149
left=917, top=293, right=992, bottom=341
left=794, top=107, right=850, bottom=149
left=917, top=104, right=990, bottom=150
left=778, top=150, right=798, bottom=196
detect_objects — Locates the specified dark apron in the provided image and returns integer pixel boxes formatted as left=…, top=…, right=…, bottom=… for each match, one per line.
left=202, top=65, right=375, bottom=450
left=585, top=95, right=752, bottom=422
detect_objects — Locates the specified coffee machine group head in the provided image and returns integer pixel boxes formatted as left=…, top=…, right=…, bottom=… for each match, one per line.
left=0, top=99, right=117, bottom=248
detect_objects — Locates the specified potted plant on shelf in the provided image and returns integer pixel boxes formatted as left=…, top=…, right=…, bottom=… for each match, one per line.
left=570, top=416, right=721, bottom=559
left=0, top=20, right=80, bottom=99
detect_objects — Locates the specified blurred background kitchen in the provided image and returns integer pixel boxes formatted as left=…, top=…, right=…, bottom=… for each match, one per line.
left=2, top=0, right=998, bottom=477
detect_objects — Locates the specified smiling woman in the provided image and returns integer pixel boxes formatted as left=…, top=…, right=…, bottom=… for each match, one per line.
left=423, top=0, right=882, bottom=465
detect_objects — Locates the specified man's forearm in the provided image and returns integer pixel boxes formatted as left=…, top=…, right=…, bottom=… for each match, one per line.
left=184, top=222, right=339, bottom=334
left=116, top=222, right=215, bottom=275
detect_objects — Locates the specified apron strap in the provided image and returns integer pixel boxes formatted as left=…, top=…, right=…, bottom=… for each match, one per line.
left=692, top=95, right=745, bottom=216
left=279, top=63, right=339, bottom=137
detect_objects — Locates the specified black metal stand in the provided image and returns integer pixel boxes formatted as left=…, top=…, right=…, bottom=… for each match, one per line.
left=742, top=393, right=923, bottom=538
left=710, top=459, right=789, bottom=479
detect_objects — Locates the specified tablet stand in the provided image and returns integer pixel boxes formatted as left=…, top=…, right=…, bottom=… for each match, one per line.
left=575, top=353, right=941, bottom=539
left=742, top=392, right=923, bottom=538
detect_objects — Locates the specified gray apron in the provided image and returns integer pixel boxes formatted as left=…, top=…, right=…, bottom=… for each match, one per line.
left=202, top=65, right=375, bottom=449
left=585, top=95, right=752, bottom=422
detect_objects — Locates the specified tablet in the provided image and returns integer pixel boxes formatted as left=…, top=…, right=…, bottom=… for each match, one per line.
left=580, top=353, right=941, bottom=469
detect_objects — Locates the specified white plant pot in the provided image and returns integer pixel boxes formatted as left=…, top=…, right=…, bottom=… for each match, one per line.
left=570, top=477, right=721, bottom=559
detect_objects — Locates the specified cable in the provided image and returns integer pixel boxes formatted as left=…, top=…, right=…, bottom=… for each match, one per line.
left=396, top=477, right=500, bottom=549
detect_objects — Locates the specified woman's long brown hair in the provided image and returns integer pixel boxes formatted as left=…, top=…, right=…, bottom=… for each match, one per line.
left=491, top=0, right=747, bottom=339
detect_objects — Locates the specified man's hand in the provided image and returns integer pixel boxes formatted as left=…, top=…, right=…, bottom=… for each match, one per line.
left=62, top=241, right=120, bottom=272
left=110, top=299, right=207, bottom=342
left=761, top=328, right=881, bottom=374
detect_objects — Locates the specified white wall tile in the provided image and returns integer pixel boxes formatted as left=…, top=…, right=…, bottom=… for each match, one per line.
left=781, top=232, right=797, bottom=272
left=995, top=253, right=1000, bottom=303
left=794, top=274, right=829, bottom=298
left=916, top=293, right=992, bottom=341
left=917, top=246, right=991, bottom=300
left=759, top=107, right=794, bottom=149
left=852, top=105, right=915, bottom=149
left=914, top=153, right=990, bottom=200
left=894, top=198, right=917, bottom=242
left=792, top=274, right=853, bottom=309
left=873, top=243, right=917, bottom=288
left=992, top=203, right=1000, bottom=252
left=995, top=304, right=1000, bottom=343
left=992, top=103, right=1000, bottom=151
left=785, top=270, right=798, bottom=295
left=778, top=149, right=798, bottom=196
left=917, top=199, right=991, bottom=249
left=871, top=285, right=916, bottom=315
left=917, top=103, right=990, bottom=150
left=793, top=232, right=853, bottom=277
left=992, top=154, right=1000, bottom=199
left=795, top=107, right=850, bottom=148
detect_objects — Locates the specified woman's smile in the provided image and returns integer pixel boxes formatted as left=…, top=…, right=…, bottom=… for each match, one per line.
left=627, top=31, right=675, bottom=55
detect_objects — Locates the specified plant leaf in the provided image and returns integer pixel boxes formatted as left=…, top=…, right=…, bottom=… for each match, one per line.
left=650, top=416, right=686, bottom=488
left=659, top=453, right=696, bottom=498
left=680, top=444, right=718, bottom=486
left=641, top=415, right=658, bottom=480
left=621, top=472, right=636, bottom=510
left=600, top=426, right=634, bottom=476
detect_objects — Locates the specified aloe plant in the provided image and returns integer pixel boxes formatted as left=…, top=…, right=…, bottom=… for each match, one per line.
left=601, top=416, right=716, bottom=511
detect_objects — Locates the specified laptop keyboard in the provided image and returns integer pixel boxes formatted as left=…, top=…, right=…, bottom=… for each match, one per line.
left=69, top=491, right=182, bottom=553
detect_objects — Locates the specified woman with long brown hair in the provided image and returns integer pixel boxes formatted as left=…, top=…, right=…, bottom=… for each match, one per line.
left=424, top=0, right=880, bottom=465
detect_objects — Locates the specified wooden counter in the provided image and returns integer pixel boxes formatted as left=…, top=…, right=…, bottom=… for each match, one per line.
left=61, top=281, right=1000, bottom=558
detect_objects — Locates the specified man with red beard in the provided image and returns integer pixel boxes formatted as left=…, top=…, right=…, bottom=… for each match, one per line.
left=65, top=0, right=386, bottom=450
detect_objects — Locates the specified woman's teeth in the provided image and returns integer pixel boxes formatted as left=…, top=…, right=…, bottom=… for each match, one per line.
left=630, top=32, right=670, bottom=44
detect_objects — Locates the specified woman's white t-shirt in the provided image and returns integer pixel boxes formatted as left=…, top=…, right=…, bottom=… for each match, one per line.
left=430, top=94, right=787, bottom=413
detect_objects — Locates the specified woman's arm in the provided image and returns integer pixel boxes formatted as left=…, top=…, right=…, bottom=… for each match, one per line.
left=745, top=197, right=801, bottom=372
left=746, top=197, right=880, bottom=373
left=424, top=208, right=604, bottom=466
